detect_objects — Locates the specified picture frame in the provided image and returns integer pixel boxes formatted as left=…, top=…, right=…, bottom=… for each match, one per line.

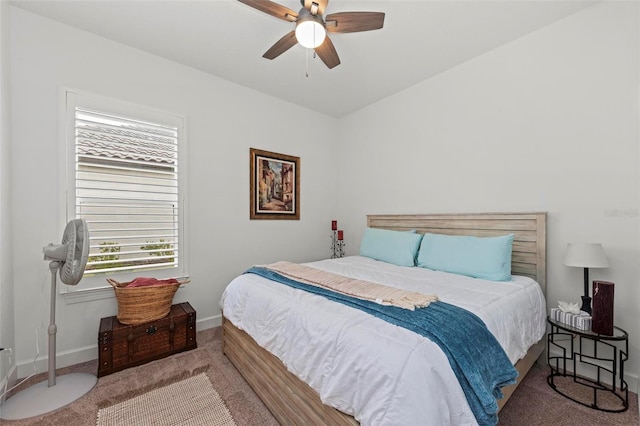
left=250, top=148, right=300, bottom=220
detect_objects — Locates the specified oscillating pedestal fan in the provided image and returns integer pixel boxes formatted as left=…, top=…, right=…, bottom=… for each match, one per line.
left=0, top=219, right=96, bottom=420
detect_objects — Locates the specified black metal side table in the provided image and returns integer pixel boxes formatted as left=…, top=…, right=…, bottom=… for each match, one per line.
left=547, top=316, right=628, bottom=412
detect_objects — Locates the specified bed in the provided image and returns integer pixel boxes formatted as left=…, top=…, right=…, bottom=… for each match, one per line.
left=221, top=212, right=547, bottom=425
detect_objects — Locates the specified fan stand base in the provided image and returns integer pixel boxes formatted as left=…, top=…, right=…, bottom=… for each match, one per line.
left=0, top=373, right=97, bottom=420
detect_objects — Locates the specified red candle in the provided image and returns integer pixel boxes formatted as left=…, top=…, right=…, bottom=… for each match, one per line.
left=331, top=220, right=337, bottom=231
left=338, top=230, right=344, bottom=240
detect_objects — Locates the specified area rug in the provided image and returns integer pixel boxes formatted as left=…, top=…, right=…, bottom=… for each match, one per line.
left=96, top=372, right=236, bottom=426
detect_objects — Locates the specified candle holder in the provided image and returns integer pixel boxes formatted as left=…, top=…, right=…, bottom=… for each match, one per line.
left=331, top=230, right=345, bottom=259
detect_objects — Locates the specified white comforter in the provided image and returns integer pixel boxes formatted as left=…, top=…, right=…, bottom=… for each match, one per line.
left=220, top=256, right=546, bottom=426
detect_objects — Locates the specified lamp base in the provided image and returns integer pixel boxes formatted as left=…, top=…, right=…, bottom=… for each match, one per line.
left=580, top=295, right=592, bottom=315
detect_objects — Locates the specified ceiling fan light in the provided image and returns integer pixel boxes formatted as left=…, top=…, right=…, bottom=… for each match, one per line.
left=295, top=18, right=326, bottom=48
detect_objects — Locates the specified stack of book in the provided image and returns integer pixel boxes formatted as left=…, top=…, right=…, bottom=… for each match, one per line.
left=550, top=307, right=592, bottom=331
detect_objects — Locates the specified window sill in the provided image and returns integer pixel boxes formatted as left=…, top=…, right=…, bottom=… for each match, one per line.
left=62, top=282, right=187, bottom=304
left=62, top=286, right=115, bottom=304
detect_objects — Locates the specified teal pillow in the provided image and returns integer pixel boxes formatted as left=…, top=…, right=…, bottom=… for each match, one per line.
left=416, top=233, right=514, bottom=281
left=359, top=227, right=423, bottom=267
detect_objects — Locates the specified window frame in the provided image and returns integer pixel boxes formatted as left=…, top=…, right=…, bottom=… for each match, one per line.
left=61, top=90, right=188, bottom=302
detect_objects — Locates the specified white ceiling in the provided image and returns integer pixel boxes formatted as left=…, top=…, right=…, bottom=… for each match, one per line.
left=11, top=0, right=595, bottom=118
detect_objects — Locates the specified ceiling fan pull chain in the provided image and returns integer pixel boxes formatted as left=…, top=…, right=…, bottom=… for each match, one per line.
left=306, top=48, right=310, bottom=78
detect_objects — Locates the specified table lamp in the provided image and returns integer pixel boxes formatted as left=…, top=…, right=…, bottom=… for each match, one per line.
left=563, top=243, right=609, bottom=315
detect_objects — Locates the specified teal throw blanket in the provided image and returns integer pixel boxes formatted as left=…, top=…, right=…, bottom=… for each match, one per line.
left=245, top=266, right=517, bottom=426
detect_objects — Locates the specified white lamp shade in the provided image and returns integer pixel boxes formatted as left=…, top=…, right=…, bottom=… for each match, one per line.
left=295, top=20, right=326, bottom=48
left=563, top=243, right=609, bottom=268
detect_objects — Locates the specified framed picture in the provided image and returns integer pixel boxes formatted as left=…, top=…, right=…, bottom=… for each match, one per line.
left=250, top=148, right=300, bottom=220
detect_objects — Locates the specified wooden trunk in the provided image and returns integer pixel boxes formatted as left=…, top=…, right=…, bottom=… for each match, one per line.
left=98, top=302, right=197, bottom=377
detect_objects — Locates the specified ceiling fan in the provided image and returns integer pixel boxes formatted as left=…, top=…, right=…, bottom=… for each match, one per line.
left=238, top=0, right=385, bottom=69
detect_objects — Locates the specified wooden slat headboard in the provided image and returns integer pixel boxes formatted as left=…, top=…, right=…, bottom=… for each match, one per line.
left=367, top=212, right=547, bottom=293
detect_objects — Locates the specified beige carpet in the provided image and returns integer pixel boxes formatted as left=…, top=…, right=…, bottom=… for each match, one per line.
left=2, top=328, right=278, bottom=426
left=1, top=327, right=637, bottom=426
left=96, top=373, right=236, bottom=426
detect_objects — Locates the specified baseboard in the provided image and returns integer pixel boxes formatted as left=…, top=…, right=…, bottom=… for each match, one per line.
left=196, top=312, right=222, bottom=331
left=626, top=373, right=637, bottom=395
left=15, top=313, right=223, bottom=379
left=15, top=342, right=98, bottom=379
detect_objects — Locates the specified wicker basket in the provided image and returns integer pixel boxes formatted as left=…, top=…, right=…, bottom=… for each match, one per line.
left=107, top=278, right=190, bottom=325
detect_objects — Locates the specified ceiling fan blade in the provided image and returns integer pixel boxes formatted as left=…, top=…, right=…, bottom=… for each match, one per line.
left=314, top=36, right=340, bottom=69
left=325, top=12, right=385, bottom=33
left=304, top=0, right=329, bottom=15
left=263, top=31, right=298, bottom=60
left=238, top=0, right=298, bottom=22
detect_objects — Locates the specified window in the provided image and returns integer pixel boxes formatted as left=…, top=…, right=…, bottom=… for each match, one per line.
left=64, top=91, right=187, bottom=295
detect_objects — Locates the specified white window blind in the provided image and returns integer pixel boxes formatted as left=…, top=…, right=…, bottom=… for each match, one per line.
left=74, top=107, right=181, bottom=276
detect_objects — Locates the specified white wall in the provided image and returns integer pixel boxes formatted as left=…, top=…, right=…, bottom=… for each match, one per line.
left=0, top=0, right=16, bottom=388
left=8, top=0, right=640, bottom=396
left=9, top=7, right=338, bottom=374
left=338, top=1, right=640, bottom=389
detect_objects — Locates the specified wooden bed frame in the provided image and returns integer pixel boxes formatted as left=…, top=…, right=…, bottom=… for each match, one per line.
left=222, top=212, right=547, bottom=424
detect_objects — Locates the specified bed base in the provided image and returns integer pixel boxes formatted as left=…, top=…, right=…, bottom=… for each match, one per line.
left=222, top=315, right=358, bottom=425
left=223, top=316, right=544, bottom=424
left=498, top=339, right=545, bottom=410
